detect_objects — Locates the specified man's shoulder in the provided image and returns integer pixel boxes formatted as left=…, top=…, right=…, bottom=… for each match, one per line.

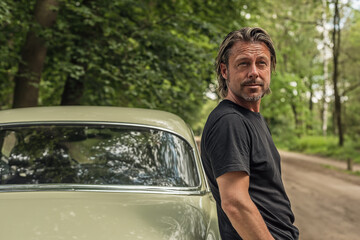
left=206, top=100, right=247, bottom=125
left=202, top=100, right=251, bottom=143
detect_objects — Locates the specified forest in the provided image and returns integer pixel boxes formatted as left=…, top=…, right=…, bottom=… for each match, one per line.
left=1, top=0, right=359, bottom=164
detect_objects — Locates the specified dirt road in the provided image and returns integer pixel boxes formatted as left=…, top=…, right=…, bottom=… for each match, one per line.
left=280, top=151, right=360, bottom=240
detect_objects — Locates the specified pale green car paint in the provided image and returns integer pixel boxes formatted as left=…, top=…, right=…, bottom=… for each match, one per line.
left=0, top=107, right=220, bottom=240
left=0, top=106, right=195, bottom=145
left=0, top=191, right=219, bottom=240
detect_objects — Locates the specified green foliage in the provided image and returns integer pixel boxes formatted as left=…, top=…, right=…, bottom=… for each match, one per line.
left=36, top=0, right=253, bottom=124
left=2, top=0, right=360, bottom=158
left=291, top=136, right=337, bottom=154
left=193, top=98, right=219, bottom=136
left=339, top=10, right=360, bottom=143
left=0, top=0, right=34, bottom=108
left=254, top=0, right=324, bottom=140
left=289, top=135, right=360, bottom=163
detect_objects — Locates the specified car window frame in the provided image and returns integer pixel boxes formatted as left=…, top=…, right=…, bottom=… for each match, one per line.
left=0, top=121, right=206, bottom=195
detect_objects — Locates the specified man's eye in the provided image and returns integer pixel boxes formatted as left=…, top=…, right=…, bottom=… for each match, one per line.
left=238, top=62, right=248, bottom=66
left=258, top=61, right=267, bottom=65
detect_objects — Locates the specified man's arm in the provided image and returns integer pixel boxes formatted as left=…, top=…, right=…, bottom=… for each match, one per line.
left=217, top=171, right=274, bottom=240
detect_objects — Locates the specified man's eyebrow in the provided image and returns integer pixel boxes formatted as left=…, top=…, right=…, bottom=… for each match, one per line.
left=257, top=55, right=270, bottom=60
left=257, top=57, right=270, bottom=63
left=234, top=56, right=251, bottom=62
left=234, top=55, right=270, bottom=61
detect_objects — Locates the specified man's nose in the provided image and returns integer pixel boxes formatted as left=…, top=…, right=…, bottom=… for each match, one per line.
left=248, top=63, right=259, bottom=79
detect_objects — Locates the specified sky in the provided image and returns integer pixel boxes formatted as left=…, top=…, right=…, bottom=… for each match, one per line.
left=352, top=0, right=360, bottom=10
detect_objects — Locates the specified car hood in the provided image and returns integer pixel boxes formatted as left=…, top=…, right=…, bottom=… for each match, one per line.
left=0, top=190, right=215, bottom=240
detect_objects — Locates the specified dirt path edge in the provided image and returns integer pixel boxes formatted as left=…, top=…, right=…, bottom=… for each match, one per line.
left=279, top=150, right=360, bottom=186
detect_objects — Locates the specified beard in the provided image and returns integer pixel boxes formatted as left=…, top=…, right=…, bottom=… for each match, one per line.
left=237, top=79, right=270, bottom=102
left=242, top=94, right=263, bottom=102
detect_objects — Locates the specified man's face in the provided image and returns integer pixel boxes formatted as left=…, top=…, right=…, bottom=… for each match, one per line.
left=220, top=41, right=271, bottom=102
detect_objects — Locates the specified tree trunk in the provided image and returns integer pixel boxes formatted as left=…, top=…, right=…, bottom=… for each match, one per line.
left=12, top=0, right=58, bottom=108
left=308, top=78, right=314, bottom=113
left=60, top=78, right=85, bottom=105
left=321, top=0, right=329, bottom=136
left=332, top=0, right=344, bottom=146
left=307, top=76, right=314, bottom=131
left=291, top=102, right=301, bottom=136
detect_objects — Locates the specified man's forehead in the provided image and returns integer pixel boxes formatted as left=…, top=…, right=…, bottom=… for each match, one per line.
left=230, top=41, right=270, bottom=58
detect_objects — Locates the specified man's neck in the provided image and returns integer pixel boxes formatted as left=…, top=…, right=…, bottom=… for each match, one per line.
left=225, top=95, right=261, bottom=113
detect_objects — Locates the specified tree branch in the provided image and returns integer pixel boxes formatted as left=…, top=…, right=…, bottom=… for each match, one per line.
left=342, top=82, right=360, bottom=96
left=276, top=15, right=321, bottom=26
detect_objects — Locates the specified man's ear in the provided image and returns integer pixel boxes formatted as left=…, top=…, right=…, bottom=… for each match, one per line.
left=220, top=63, right=228, bottom=80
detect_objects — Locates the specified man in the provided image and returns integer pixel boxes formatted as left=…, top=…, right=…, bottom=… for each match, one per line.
left=201, top=27, right=299, bottom=240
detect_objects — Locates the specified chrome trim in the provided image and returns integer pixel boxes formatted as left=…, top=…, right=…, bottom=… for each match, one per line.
left=191, top=147, right=205, bottom=191
left=188, top=127, right=211, bottom=192
left=0, top=184, right=207, bottom=195
left=0, top=121, right=193, bottom=149
left=0, top=121, right=205, bottom=190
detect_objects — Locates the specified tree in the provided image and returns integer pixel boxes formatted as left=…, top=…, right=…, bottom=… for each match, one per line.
left=38, top=0, right=254, bottom=125
left=331, top=0, right=344, bottom=146
left=258, top=0, right=323, bottom=137
left=320, top=0, right=331, bottom=136
left=338, top=9, right=360, bottom=145
left=12, top=0, right=59, bottom=108
left=0, top=1, right=25, bottom=109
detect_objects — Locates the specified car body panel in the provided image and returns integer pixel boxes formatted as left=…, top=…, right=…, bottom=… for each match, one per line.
left=0, top=191, right=219, bottom=240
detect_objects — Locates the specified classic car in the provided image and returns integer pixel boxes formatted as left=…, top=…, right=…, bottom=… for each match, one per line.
left=0, top=106, right=220, bottom=240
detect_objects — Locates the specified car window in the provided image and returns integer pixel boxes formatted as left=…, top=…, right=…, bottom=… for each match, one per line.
left=0, top=124, right=199, bottom=188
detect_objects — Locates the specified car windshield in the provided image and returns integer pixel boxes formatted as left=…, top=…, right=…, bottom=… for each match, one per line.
left=0, top=124, right=199, bottom=188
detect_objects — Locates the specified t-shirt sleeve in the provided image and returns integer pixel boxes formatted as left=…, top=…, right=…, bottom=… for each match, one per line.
left=205, top=113, right=251, bottom=178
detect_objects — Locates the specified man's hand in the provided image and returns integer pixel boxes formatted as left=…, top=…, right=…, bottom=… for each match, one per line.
left=217, top=171, right=275, bottom=240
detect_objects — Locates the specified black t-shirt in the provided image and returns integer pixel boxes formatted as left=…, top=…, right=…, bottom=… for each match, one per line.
left=201, top=100, right=299, bottom=240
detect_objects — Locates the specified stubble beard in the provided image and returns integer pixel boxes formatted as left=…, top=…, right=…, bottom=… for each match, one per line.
left=232, top=77, right=269, bottom=102
left=241, top=94, right=263, bottom=102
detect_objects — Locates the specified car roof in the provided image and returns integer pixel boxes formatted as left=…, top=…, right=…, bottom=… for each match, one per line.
left=0, top=106, right=195, bottom=144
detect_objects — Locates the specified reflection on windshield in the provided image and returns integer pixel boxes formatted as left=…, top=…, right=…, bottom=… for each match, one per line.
left=0, top=125, right=199, bottom=187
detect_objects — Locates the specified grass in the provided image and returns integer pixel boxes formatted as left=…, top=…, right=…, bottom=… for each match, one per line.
left=277, top=135, right=360, bottom=164
left=323, top=164, right=360, bottom=177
